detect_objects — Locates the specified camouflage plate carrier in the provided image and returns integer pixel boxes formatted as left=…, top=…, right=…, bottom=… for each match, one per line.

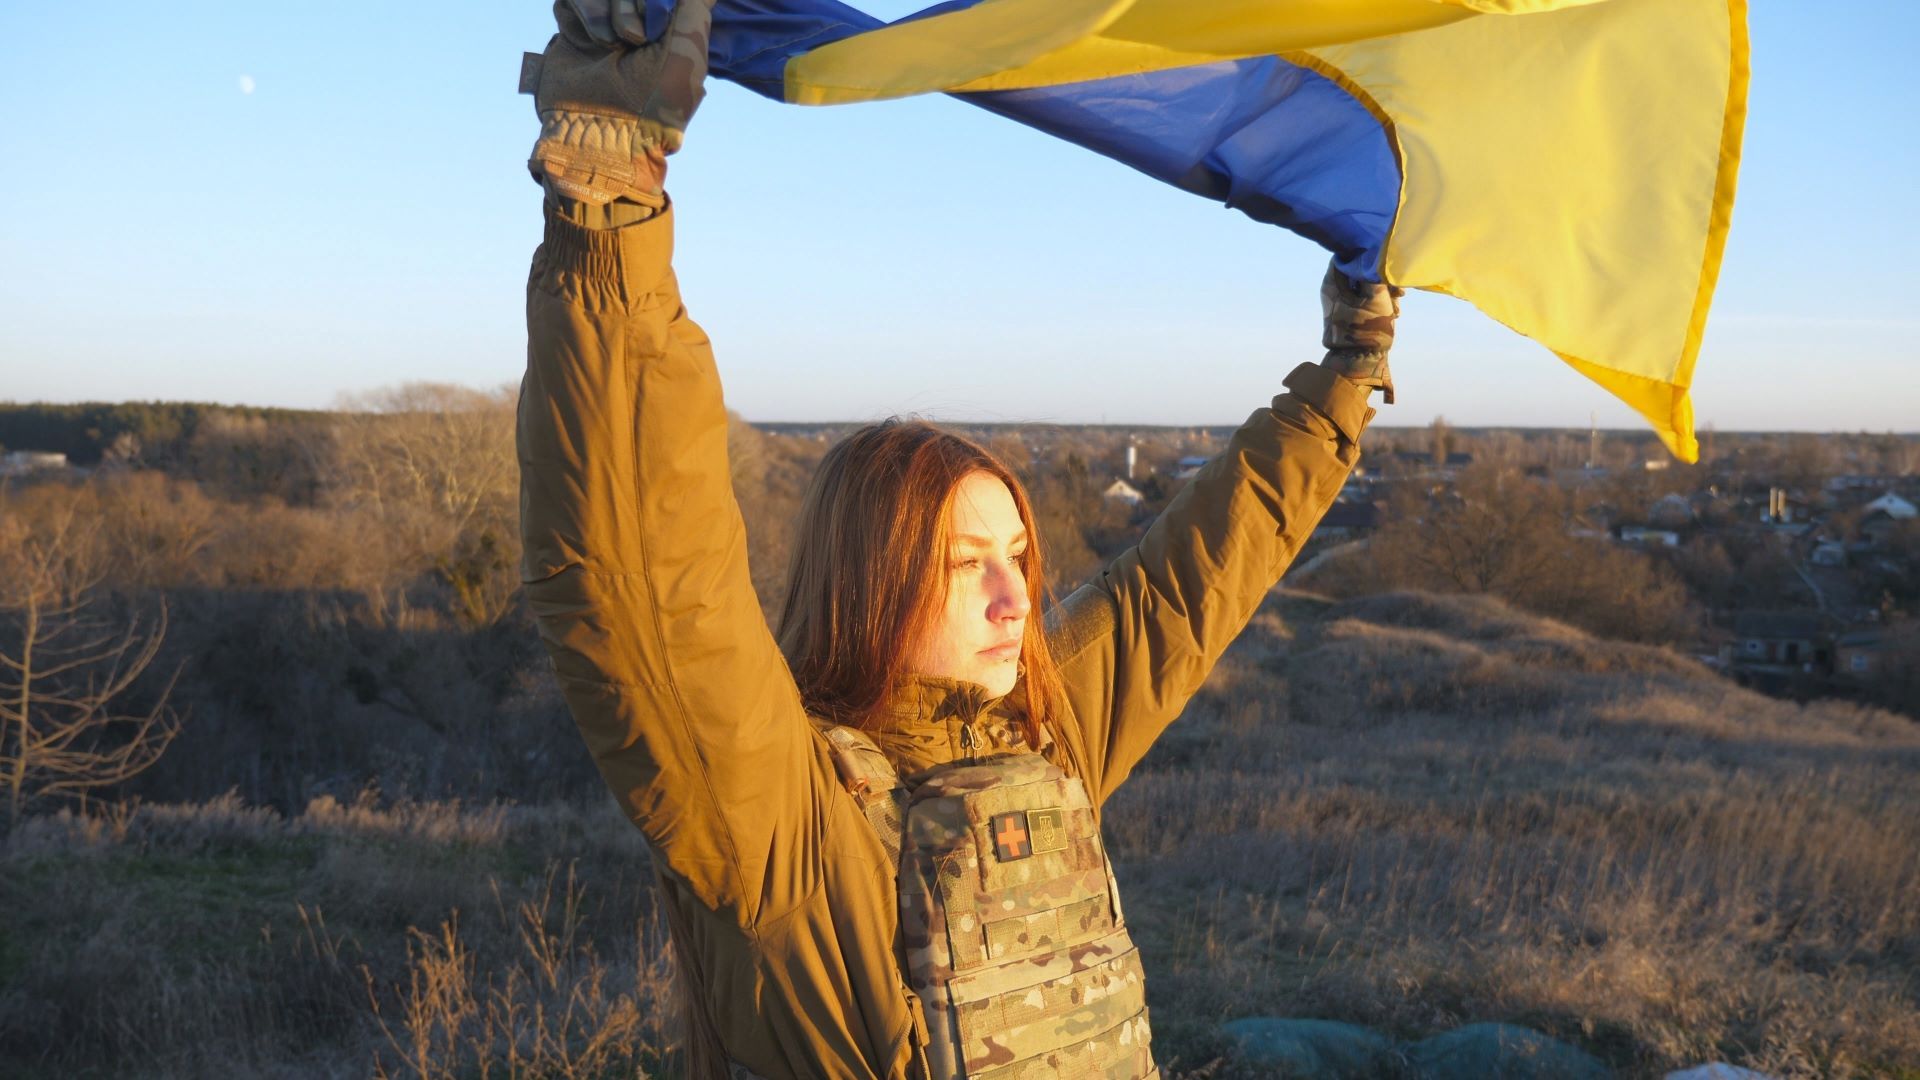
left=825, top=726, right=1157, bottom=1080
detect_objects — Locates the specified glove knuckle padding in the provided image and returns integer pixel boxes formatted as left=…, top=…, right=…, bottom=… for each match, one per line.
left=527, top=0, right=713, bottom=205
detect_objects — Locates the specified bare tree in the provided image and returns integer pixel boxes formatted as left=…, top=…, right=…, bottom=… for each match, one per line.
left=0, top=503, right=179, bottom=823
left=1375, top=468, right=1570, bottom=594
left=1338, top=466, right=1699, bottom=643
left=329, top=383, right=518, bottom=541
left=93, top=471, right=222, bottom=589
left=325, top=383, right=521, bottom=626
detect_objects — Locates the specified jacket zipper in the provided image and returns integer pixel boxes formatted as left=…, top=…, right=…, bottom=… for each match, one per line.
left=959, top=719, right=978, bottom=754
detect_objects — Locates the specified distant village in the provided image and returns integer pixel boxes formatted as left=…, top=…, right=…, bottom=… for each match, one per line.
left=774, top=420, right=1920, bottom=706
left=1328, top=445, right=1919, bottom=698
left=8, top=409, right=1918, bottom=711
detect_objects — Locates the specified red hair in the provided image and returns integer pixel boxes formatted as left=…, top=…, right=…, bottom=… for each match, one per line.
left=776, top=420, right=1062, bottom=739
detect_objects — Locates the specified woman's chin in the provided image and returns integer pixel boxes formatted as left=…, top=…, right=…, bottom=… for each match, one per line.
left=976, top=664, right=1019, bottom=699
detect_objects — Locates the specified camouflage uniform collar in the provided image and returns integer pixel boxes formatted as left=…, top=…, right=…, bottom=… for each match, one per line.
left=864, top=674, right=1033, bottom=778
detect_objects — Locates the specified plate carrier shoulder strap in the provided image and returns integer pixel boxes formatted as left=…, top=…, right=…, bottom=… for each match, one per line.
left=825, top=724, right=908, bottom=872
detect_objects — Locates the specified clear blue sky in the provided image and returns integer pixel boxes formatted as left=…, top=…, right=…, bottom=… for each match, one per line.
left=1, top=2, right=1914, bottom=433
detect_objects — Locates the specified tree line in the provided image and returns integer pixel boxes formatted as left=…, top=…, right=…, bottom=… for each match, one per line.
left=3, top=391, right=1914, bottom=824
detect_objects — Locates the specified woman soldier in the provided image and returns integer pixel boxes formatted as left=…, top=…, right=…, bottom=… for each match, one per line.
left=517, top=2, right=1399, bottom=1076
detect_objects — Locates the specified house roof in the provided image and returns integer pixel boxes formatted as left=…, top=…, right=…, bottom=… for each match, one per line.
left=1834, top=628, right=1887, bottom=649
left=1865, top=492, right=1918, bottom=518
left=1731, top=611, right=1835, bottom=640
left=1318, top=500, right=1381, bottom=530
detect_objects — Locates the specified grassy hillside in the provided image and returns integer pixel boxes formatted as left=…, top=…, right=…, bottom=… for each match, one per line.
left=1110, top=590, right=1920, bottom=1077
left=3, top=591, right=1916, bottom=1078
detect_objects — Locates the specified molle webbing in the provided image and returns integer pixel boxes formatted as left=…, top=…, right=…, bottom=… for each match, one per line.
left=825, top=726, right=907, bottom=872
left=822, top=727, right=1155, bottom=1079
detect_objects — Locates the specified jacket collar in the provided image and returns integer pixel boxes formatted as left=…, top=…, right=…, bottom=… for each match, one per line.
left=865, top=674, right=1041, bottom=779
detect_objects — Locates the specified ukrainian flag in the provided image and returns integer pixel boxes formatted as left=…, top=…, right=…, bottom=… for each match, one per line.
left=685, top=0, right=1747, bottom=461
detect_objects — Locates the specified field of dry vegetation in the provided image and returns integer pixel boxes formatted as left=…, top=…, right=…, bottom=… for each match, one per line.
left=1112, top=591, right=1920, bottom=1078
left=5, top=589, right=1918, bottom=1078
left=3, top=400, right=1919, bottom=1077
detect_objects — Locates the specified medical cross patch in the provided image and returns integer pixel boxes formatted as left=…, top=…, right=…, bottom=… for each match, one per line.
left=991, top=811, right=1031, bottom=861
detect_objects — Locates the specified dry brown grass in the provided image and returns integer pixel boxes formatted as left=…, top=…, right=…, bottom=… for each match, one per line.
left=4, top=590, right=1916, bottom=1078
left=0, top=795, right=677, bottom=1079
left=365, top=868, right=678, bottom=1080
left=1110, top=590, right=1920, bottom=1079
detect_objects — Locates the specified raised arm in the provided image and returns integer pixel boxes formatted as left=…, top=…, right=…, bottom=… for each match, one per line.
left=516, top=0, right=825, bottom=927
left=1046, top=266, right=1397, bottom=805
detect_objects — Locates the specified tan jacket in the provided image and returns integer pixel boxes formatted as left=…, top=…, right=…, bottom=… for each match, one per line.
left=517, top=205, right=1373, bottom=1079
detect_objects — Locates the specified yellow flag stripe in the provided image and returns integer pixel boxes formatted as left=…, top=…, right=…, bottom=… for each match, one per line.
left=785, top=0, right=1498, bottom=104
left=773, top=0, right=1745, bottom=460
left=1308, top=0, right=1744, bottom=460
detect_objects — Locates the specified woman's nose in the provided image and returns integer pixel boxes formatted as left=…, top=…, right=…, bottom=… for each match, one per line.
left=988, top=562, right=1031, bottom=621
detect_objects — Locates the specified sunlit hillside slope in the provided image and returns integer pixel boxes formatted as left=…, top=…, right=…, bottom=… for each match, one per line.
left=4, top=591, right=1916, bottom=1078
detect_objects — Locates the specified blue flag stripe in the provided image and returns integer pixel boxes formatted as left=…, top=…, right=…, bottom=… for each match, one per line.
left=968, top=58, right=1399, bottom=280
left=700, top=0, right=1399, bottom=279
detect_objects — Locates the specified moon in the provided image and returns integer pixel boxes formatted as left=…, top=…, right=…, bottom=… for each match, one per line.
left=238, top=75, right=256, bottom=95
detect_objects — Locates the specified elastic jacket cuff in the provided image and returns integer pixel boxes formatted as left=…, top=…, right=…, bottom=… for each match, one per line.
left=1280, top=362, right=1375, bottom=445
left=540, top=199, right=676, bottom=299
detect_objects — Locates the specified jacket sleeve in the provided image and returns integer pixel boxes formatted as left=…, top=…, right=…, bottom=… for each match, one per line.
left=518, top=204, right=828, bottom=927
left=1044, top=363, right=1373, bottom=807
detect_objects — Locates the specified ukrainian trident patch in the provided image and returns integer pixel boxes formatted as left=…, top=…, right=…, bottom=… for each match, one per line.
left=1026, top=807, right=1068, bottom=854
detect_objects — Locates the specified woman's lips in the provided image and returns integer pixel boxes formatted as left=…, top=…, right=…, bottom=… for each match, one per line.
left=980, top=640, right=1021, bottom=661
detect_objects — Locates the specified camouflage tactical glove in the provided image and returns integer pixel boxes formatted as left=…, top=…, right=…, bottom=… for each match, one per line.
left=563, top=0, right=659, bottom=46
left=1319, top=260, right=1404, bottom=404
left=520, top=0, right=715, bottom=207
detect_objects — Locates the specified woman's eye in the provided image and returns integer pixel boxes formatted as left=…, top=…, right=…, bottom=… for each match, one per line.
left=951, top=557, right=982, bottom=571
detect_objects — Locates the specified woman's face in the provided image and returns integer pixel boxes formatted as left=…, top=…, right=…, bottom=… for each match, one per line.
left=907, top=470, right=1032, bottom=697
